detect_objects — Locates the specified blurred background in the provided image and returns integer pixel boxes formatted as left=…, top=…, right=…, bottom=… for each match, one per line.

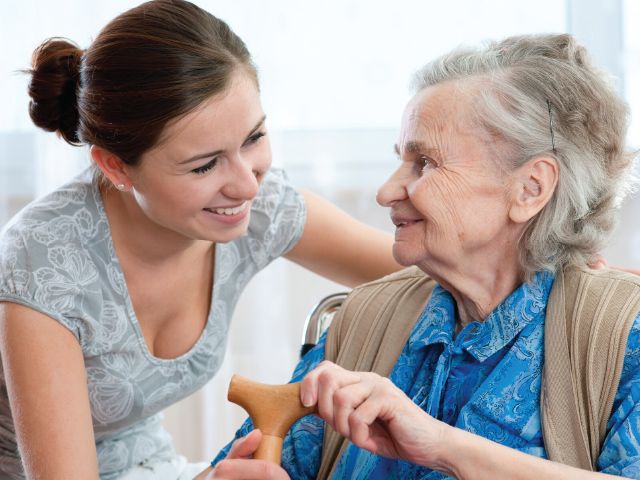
left=1, top=0, right=638, bottom=463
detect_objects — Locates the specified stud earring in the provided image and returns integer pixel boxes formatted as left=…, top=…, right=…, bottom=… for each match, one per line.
left=115, top=183, right=126, bottom=191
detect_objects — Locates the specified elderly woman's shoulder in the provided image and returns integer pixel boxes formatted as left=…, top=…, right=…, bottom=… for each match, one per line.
left=356, top=266, right=431, bottom=289
left=566, top=265, right=640, bottom=285
left=341, top=266, right=436, bottom=313
left=555, top=266, right=640, bottom=310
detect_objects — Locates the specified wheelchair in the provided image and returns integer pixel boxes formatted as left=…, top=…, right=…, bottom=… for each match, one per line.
left=300, top=292, right=348, bottom=357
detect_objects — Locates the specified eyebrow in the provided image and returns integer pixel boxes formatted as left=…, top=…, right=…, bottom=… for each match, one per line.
left=178, top=115, right=267, bottom=165
left=394, top=141, right=440, bottom=158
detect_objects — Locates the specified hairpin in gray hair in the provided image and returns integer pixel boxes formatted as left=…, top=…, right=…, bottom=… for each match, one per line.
left=546, top=99, right=556, bottom=153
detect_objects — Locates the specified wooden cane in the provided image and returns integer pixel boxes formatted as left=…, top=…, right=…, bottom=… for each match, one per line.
left=227, top=374, right=316, bottom=464
left=192, top=375, right=315, bottom=479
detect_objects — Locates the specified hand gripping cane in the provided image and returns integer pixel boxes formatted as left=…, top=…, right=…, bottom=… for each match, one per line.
left=193, top=374, right=315, bottom=479
left=227, top=374, right=316, bottom=463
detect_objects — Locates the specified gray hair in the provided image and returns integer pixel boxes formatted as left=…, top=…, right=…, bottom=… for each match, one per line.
left=412, top=33, right=637, bottom=279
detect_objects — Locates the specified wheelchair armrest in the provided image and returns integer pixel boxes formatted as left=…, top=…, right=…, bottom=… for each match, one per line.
left=300, top=292, right=348, bottom=357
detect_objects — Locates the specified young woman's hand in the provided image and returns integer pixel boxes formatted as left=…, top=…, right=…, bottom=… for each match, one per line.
left=589, top=256, right=640, bottom=275
left=300, top=361, right=448, bottom=467
left=204, top=430, right=291, bottom=480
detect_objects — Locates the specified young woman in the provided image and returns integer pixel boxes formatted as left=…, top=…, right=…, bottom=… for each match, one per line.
left=0, top=1, right=400, bottom=478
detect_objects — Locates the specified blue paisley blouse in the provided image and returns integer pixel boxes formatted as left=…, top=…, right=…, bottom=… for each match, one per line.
left=214, top=272, right=640, bottom=479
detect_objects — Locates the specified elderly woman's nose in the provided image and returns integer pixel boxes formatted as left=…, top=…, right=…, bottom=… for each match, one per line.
left=377, top=173, right=408, bottom=207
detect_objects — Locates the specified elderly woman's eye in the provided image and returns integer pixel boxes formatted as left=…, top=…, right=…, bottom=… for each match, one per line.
left=418, top=156, right=435, bottom=173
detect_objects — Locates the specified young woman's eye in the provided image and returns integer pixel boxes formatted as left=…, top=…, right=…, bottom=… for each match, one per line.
left=191, top=158, right=217, bottom=175
left=245, top=131, right=266, bottom=146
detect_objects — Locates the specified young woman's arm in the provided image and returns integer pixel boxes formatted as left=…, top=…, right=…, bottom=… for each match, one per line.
left=0, top=302, right=99, bottom=479
left=285, top=190, right=402, bottom=287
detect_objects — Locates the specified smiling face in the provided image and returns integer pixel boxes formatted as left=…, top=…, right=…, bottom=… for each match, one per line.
left=121, top=69, right=271, bottom=244
left=376, top=83, right=519, bottom=277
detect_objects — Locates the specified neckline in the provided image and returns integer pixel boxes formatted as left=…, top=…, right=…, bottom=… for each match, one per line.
left=413, top=273, right=554, bottom=361
left=91, top=178, right=219, bottom=364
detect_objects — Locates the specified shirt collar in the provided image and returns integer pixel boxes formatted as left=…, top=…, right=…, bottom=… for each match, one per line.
left=409, top=285, right=456, bottom=349
left=409, top=271, right=555, bottom=361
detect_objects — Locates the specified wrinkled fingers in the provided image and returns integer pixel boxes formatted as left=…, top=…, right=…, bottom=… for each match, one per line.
left=331, top=379, right=377, bottom=437
left=300, top=361, right=361, bottom=424
left=347, top=378, right=399, bottom=447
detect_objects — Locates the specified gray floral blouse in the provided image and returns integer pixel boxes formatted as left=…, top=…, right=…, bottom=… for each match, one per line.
left=0, top=168, right=306, bottom=479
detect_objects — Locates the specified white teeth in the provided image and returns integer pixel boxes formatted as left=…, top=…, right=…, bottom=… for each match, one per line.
left=211, top=203, right=247, bottom=215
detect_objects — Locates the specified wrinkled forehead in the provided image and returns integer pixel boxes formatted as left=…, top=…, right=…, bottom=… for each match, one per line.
left=396, top=81, right=515, bottom=174
left=397, top=83, right=474, bottom=150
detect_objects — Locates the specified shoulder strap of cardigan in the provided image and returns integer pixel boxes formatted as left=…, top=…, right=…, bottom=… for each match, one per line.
left=317, top=267, right=435, bottom=480
left=541, top=266, right=640, bottom=470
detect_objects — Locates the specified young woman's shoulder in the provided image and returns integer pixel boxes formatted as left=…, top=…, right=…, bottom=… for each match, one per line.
left=0, top=169, right=105, bottom=335
left=1, top=168, right=98, bottom=241
left=243, top=167, right=306, bottom=266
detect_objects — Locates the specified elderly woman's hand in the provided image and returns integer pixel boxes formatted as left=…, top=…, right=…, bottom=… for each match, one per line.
left=300, top=361, right=448, bottom=467
left=204, top=429, right=290, bottom=480
left=301, top=363, right=632, bottom=479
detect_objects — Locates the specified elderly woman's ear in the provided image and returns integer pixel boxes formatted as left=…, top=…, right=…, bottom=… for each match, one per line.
left=507, top=155, right=558, bottom=224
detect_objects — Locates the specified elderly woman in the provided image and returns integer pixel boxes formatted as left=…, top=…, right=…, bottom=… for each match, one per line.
left=208, top=33, right=640, bottom=479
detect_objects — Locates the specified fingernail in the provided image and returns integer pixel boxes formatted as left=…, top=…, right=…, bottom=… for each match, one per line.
left=301, top=392, right=313, bottom=407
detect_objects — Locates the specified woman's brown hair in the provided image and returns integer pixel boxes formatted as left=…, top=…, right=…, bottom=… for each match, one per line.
left=27, top=0, right=257, bottom=165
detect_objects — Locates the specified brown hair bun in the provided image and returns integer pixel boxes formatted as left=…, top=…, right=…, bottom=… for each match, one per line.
left=27, top=38, right=83, bottom=145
